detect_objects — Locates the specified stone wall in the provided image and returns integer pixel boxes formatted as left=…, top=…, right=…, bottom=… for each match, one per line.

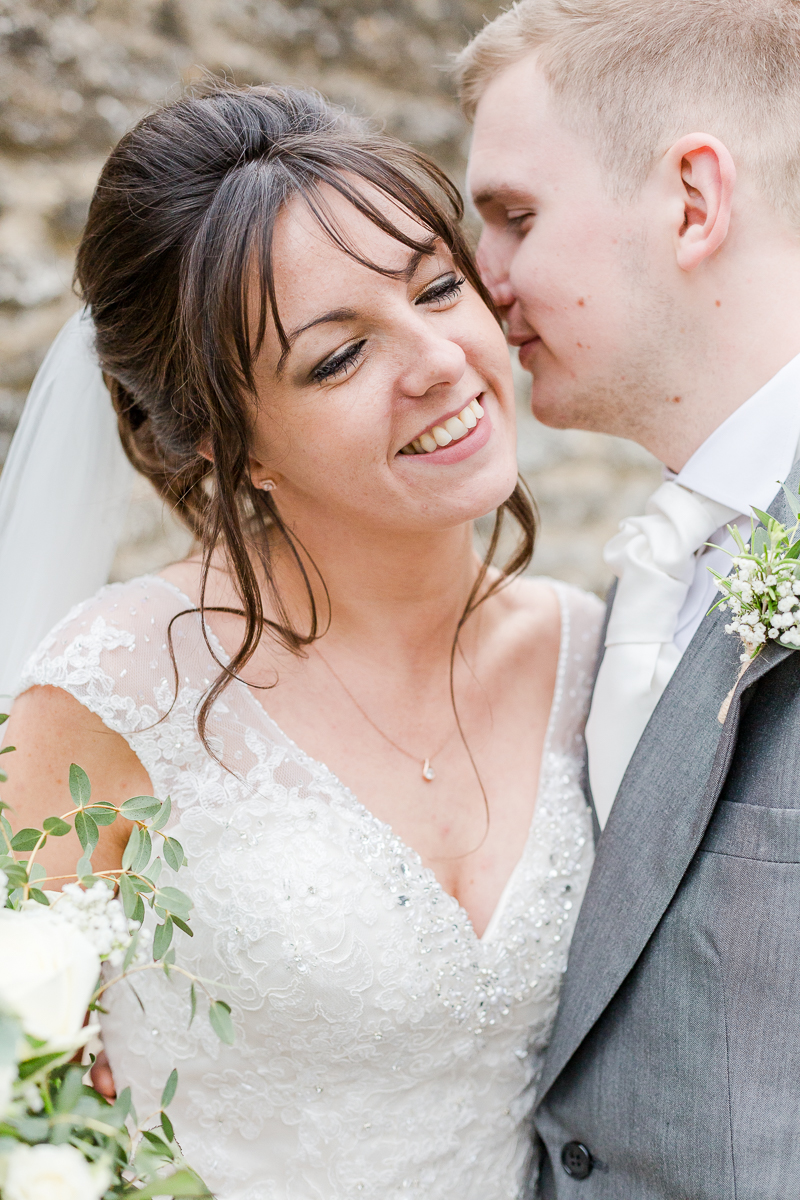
left=0, top=0, right=660, bottom=595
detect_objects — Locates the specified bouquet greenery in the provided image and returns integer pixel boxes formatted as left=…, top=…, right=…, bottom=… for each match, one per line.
left=0, top=752, right=230, bottom=1199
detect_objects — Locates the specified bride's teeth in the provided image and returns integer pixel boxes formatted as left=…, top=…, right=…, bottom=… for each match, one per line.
left=444, top=416, right=468, bottom=440
left=419, top=431, right=438, bottom=453
left=400, top=444, right=416, bottom=454
left=432, top=425, right=453, bottom=447
left=459, top=406, right=477, bottom=430
left=412, top=439, right=424, bottom=453
left=469, top=398, right=484, bottom=417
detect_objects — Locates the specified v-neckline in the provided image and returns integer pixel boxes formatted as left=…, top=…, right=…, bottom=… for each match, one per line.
left=146, top=573, right=568, bottom=946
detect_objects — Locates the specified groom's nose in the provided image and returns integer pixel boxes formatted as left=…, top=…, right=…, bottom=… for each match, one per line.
left=475, top=237, right=516, bottom=315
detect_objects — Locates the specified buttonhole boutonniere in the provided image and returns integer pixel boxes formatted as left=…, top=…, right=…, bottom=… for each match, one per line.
left=709, top=480, right=800, bottom=722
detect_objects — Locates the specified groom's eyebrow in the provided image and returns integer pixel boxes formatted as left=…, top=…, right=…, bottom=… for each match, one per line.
left=471, top=183, right=536, bottom=212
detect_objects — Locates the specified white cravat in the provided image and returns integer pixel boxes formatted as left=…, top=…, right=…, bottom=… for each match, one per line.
left=585, top=480, right=738, bottom=829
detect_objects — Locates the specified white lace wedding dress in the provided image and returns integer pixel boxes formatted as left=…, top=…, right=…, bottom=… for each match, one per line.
left=22, top=575, right=602, bottom=1200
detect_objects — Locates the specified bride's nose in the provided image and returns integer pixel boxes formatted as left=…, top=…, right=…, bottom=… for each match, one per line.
left=397, top=327, right=467, bottom=399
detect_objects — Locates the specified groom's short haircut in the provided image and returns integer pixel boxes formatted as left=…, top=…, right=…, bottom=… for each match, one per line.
left=456, top=0, right=800, bottom=227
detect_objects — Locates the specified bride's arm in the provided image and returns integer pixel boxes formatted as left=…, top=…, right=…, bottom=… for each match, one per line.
left=1, top=684, right=150, bottom=884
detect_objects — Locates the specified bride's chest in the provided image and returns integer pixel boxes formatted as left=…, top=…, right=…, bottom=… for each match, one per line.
left=163, top=750, right=593, bottom=1047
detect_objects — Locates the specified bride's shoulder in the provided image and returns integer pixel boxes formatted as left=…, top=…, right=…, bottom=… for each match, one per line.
left=26, top=573, right=196, bottom=670
left=498, top=575, right=605, bottom=631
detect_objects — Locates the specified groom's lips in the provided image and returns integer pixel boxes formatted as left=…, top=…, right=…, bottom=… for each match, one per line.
left=514, top=335, right=541, bottom=370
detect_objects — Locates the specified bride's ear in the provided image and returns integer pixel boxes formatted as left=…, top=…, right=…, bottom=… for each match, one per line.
left=197, top=442, right=281, bottom=492
left=663, top=133, right=736, bottom=271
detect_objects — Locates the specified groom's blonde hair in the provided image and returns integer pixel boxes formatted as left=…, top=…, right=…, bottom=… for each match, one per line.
left=456, top=0, right=800, bottom=227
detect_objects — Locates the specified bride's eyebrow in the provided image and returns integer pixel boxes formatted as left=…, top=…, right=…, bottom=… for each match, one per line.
left=277, top=239, right=440, bottom=372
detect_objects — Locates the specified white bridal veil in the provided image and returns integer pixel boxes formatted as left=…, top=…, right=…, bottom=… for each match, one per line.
left=0, top=310, right=134, bottom=698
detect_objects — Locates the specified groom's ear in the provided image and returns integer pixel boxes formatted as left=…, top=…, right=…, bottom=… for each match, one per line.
left=661, top=134, right=736, bottom=271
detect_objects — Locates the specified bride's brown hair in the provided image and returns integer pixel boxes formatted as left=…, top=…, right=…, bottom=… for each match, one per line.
left=75, top=82, right=536, bottom=745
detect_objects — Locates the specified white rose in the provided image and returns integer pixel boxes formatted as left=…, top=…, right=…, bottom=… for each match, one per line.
left=0, top=909, right=99, bottom=1047
left=1, top=1143, right=109, bottom=1200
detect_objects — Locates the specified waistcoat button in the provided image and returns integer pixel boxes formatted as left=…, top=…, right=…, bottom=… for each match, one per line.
left=561, top=1141, right=593, bottom=1180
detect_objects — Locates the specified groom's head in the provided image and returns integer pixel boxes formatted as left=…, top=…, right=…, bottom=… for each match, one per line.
left=460, top=0, right=800, bottom=465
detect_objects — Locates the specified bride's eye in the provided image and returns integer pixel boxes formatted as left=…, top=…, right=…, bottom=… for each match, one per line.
left=311, top=339, right=367, bottom=383
left=416, top=273, right=466, bottom=308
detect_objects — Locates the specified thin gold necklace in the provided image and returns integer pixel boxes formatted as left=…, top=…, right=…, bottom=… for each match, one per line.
left=314, top=646, right=455, bottom=782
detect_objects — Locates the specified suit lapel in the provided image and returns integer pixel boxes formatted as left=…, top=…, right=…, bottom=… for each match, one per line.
left=537, top=463, right=800, bottom=1102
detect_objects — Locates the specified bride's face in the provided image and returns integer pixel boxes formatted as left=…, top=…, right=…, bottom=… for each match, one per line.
left=248, top=186, right=518, bottom=536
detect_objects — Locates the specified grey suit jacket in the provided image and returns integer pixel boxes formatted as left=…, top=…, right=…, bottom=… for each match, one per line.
left=533, top=461, right=800, bottom=1200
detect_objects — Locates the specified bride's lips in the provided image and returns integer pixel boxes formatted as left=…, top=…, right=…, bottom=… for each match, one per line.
left=396, top=403, right=492, bottom=465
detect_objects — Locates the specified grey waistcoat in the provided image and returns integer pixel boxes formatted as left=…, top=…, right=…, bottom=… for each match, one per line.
left=532, top=461, right=800, bottom=1200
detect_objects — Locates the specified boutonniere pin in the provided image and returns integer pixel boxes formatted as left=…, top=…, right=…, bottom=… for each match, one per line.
left=710, top=480, right=800, bottom=722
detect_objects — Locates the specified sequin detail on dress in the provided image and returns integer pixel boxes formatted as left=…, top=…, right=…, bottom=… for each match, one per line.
left=22, top=576, right=603, bottom=1200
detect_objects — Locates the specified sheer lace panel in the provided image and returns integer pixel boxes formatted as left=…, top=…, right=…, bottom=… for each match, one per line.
left=21, top=575, right=603, bottom=1200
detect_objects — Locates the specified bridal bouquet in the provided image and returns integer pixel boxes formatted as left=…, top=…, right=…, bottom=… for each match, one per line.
left=0, top=754, right=231, bottom=1199
left=712, top=481, right=800, bottom=661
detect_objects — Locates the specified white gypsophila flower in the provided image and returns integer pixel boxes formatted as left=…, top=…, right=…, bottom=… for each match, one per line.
left=50, top=881, right=136, bottom=966
left=0, top=909, right=99, bottom=1047
left=1, top=1142, right=110, bottom=1200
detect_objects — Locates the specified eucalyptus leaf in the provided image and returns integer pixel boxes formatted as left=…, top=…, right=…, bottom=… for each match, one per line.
left=0, top=744, right=15, bottom=755
left=17, top=1050, right=64, bottom=1079
left=76, top=854, right=94, bottom=882
left=28, top=862, right=46, bottom=884
left=150, top=795, right=172, bottom=832
left=27, top=888, right=49, bottom=906
left=171, top=915, right=193, bottom=938
left=112, top=1086, right=132, bottom=1124
left=143, top=857, right=163, bottom=886
left=782, top=482, right=800, bottom=518
left=752, top=527, right=768, bottom=555
left=122, top=826, right=142, bottom=871
left=85, top=805, right=118, bottom=827
left=132, top=827, right=152, bottom=875
left=2, top=862, right=28, bottom=888
left=164, top=836, right=185, bottom=873
left=141, top=1129, right=174, bottom=1156
left=119, top=873, right=139, bottom=920
left=74, top=811, right=99, bottom=853
left=42, top=816, right=71, bottom=837
left=129, top=1168, right=212, bottom=1198
left=121, top=928, right=140, bottom=973
left=10, top=828, right=42, bottom=852
left=153, top=917, right=173, bottom=961
left=208, top=1000, right=235, bottom=1046
left=188, top=983, right=197, bottom=1029
left=120, top=795, right=162, bottom=821
left=161, top=1109, right=175, bottom=1142
left=132, top=894, right=145, bottom=926
left=161, top=1068, right=178, bottom=1110
left=68, top=763, right=91, bottom=809
left=154, top=886, right=192, bottom=917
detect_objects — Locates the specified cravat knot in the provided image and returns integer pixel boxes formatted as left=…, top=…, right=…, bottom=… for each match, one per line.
left=587, top=480, right=738, bottom=828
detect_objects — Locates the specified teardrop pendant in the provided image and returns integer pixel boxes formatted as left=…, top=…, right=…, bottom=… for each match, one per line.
left=422, top=759, right=435, bottom=782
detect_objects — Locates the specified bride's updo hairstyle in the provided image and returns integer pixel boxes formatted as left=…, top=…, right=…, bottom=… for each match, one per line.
left=76, top=83, right=536, bottom=740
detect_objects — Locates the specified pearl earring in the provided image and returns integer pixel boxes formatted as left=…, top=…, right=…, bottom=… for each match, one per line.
left=258, top=479, right=276, bottom=492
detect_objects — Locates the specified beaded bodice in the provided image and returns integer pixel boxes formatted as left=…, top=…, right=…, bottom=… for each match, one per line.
left=22, top=575, right=602, bottom=1200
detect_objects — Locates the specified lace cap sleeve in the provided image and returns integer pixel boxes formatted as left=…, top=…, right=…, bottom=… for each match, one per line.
left=547, top=581, right=605, bottom=760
